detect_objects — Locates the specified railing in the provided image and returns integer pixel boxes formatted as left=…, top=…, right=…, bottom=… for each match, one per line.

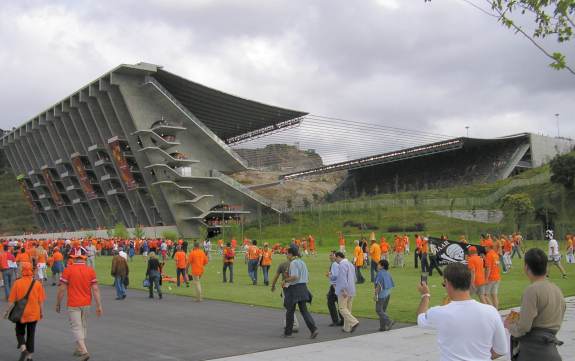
left=211, top=169, right=276, bottom=209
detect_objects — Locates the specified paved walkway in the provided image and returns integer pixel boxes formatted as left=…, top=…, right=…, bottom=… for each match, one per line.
left=213, top=297, right=575, bottom=361
left=0, top=285, right=383, bottom=361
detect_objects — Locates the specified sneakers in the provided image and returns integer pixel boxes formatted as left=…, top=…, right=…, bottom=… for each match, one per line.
left=78, top=353, right=90, bottom=361
left=310, top=330, right=319, bottom=339
left=350, top=323, right=359, bottom=333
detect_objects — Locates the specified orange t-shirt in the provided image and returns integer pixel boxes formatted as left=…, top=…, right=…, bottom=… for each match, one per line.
left=231, top=239, right=237, bottom=249
left=261, top=249, right=273, bottom=266
left=60, top=262, right=98, bottom=307
left=8, top=277, right=45, bottom=323
left=380, top=241, right=389, bottom=254
left=485, top=250, right=501, bottom=282
left=394, top=239, right=405, bottom=253
left=308, top=237, right=315, bottom=250
left=420, top=240, right=429, bottom=254
left=467, top=255, right=486, bottom=286
left=188, top=249, right=208, bottom=276
left=503, top=239, right=513, bottom=253
left=15, top=253, right=30, bottom=264
left=247, top=245, right=261, bottom=260
left=174, top=251, right=187, bottom=269
left=53, top=251, right=64, bottom=262
left=369, top=243, right=381, bottom=261
left=37, top=251, right=47, bottom=264
left=338, top=237, right=345, bottom=246
left=354, top=246, right=364, bottom=266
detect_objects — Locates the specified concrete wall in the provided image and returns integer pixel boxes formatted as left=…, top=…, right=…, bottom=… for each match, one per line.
left=0, top=225, right=178, bottom=240
left=530, top=133, right=575, bottom=167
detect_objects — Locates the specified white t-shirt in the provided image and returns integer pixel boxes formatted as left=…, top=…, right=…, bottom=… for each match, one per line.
left=548, top=239, right=560, bottom=257
left=417, top=300, right=508, bottom=361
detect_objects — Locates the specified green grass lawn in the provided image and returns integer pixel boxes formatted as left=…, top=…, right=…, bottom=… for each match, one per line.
left=93, top=241, right=575, bottom=324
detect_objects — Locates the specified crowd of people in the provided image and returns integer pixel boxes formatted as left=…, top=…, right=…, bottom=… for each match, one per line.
left=0, top=229, right=571, bottom=360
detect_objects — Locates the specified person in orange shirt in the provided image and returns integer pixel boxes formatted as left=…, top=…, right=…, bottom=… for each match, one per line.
left=402, top=234, right=410, bottom=256
left=5, top=262, right=45, bottom=361
left=246, top=240, right=261, bottom=285
left=566, top=234, right=575, bottom=264
left=419, top=237, right=429, bottom=275
left=36, top=245, right=48, bottom=282
left=188, top=242, right=208, bottom=302
left=231, top=238, right=237, bottom=250
left=51, top=248, right=64, bottom=286
left=174, top=246, right=189, bottom=288
left=484, top=240, right=502, bottom=309
left=502, top=236, right=513, bottom=272
left=380, top=237, right=389, bottom=261
left=414, top=234, right=423, bottom=269
left=353, top=240, right=365, bottom=284
left=338, top=232, right=346, bottom=253
left=467, top=246, right=488, bottom=304
left=56, top=247, right=103, bottom=361
left=308, top=235, right=316, bottom=257
left=393, top=235, right=405, bottom=268
left=223, top=242, right=235, bottom=283
left=261, top=243, right=273, bottom=286
left=369, top=239, right=382, bottom=282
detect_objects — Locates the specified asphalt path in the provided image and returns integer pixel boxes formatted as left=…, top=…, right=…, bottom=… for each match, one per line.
left=0, top=284, right=388, bottom=361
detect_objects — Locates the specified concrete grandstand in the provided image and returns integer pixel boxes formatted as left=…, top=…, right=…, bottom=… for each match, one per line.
left=0, top=63, right=306, bottom=237
left=281, top=133, right=574, bottom=200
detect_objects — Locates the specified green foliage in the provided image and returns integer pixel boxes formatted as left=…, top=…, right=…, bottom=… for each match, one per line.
left=501, top=193, right=535, bottom=231
left=302, top=197, right=311, bottom=208
left=161, top=230, right=179, bottom=241
left=113, top=222, right=129, bottom=239
left=550, top=153, right=575, bottom=189
left=489, top=0, right=575, bottom=73
left=132, top=224, right=145, bottom=239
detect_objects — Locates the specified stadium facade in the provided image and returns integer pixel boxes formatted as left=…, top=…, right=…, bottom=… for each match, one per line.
left=0, top=63, right=306, bottom=237
left=282, top=133, right=574, bottom=199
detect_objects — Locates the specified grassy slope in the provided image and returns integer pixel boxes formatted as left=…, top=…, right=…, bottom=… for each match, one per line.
left=93, top=241, right=575, bottom=324
left=0, top=173, right=37, bottom=235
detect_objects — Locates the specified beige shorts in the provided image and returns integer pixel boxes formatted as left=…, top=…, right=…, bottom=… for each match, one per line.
left=69, top=306, right=90, bottom=342
left=485, top=281, right=500, bottom=295
left=472, top=284, right=487, bottom=295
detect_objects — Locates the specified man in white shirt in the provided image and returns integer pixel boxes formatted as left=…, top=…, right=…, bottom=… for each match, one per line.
left=330, top=252, right=359, bottom=333
left=547, top=231, right=567, bottom=278
left=417, top=263, right=508, bottom=361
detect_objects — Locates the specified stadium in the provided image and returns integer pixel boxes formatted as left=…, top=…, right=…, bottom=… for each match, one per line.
left=1, top=62, right=573, bottom=237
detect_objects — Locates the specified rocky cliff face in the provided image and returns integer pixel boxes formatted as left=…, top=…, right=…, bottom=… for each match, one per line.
left=235, top=144, right=323, bottom=172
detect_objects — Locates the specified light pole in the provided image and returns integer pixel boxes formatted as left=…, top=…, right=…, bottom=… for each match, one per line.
left=465, top=126, right=470, bottom=137
left=555, top=113, right=560, bottom=137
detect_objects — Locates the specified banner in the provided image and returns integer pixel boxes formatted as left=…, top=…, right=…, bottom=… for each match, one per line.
left=71, top=155, right=97, bottom=199
left=42, top=168, right=64, bottom=207
left=428, top=237, right=486, bottom=266
left=17, top=175, right=39, bottom=213
left=109, top=140, right=138, bottom=190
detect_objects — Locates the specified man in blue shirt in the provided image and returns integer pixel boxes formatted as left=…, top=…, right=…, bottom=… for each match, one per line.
left=326, top=251, right=343, bottom=327
left=374, top=259, right=395, bottom=331
left=283, top=247, right=318, bottom=339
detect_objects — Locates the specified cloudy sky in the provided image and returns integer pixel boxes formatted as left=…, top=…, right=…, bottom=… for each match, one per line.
left=1, top=0, right=573, bottom=149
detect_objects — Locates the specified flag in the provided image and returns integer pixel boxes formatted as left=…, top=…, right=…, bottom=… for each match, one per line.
left=428, top=237, right=486, bottom=266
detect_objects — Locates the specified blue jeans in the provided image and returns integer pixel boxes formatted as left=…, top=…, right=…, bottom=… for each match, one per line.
left=223, top=263, right=233, bottom=282
left=114, top=276, right=126, bottom=298
left=262, top=265, right=270, bottom=284
left=148, top=271, right=162, bottom=298
left=2, top=269, right=14, bottom=300
left=370, top=261, right=378, bottom=283
left=248, top=260, right=258, bottom=283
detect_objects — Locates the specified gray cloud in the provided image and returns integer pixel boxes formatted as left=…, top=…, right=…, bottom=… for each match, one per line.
left=0, top=0, right=573, bottom=148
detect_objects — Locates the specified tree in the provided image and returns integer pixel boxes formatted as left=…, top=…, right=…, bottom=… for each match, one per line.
left=113, top=222, right=129, bottom=239
left=550, top=152, right=575, bottom=189
left=501, top=193, right=535, bottom=231
left=132, top=224, right=145, bottom=239
left=303, top=197, right=311, bottom=208
left=427, top=0, right=575, bottom=75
